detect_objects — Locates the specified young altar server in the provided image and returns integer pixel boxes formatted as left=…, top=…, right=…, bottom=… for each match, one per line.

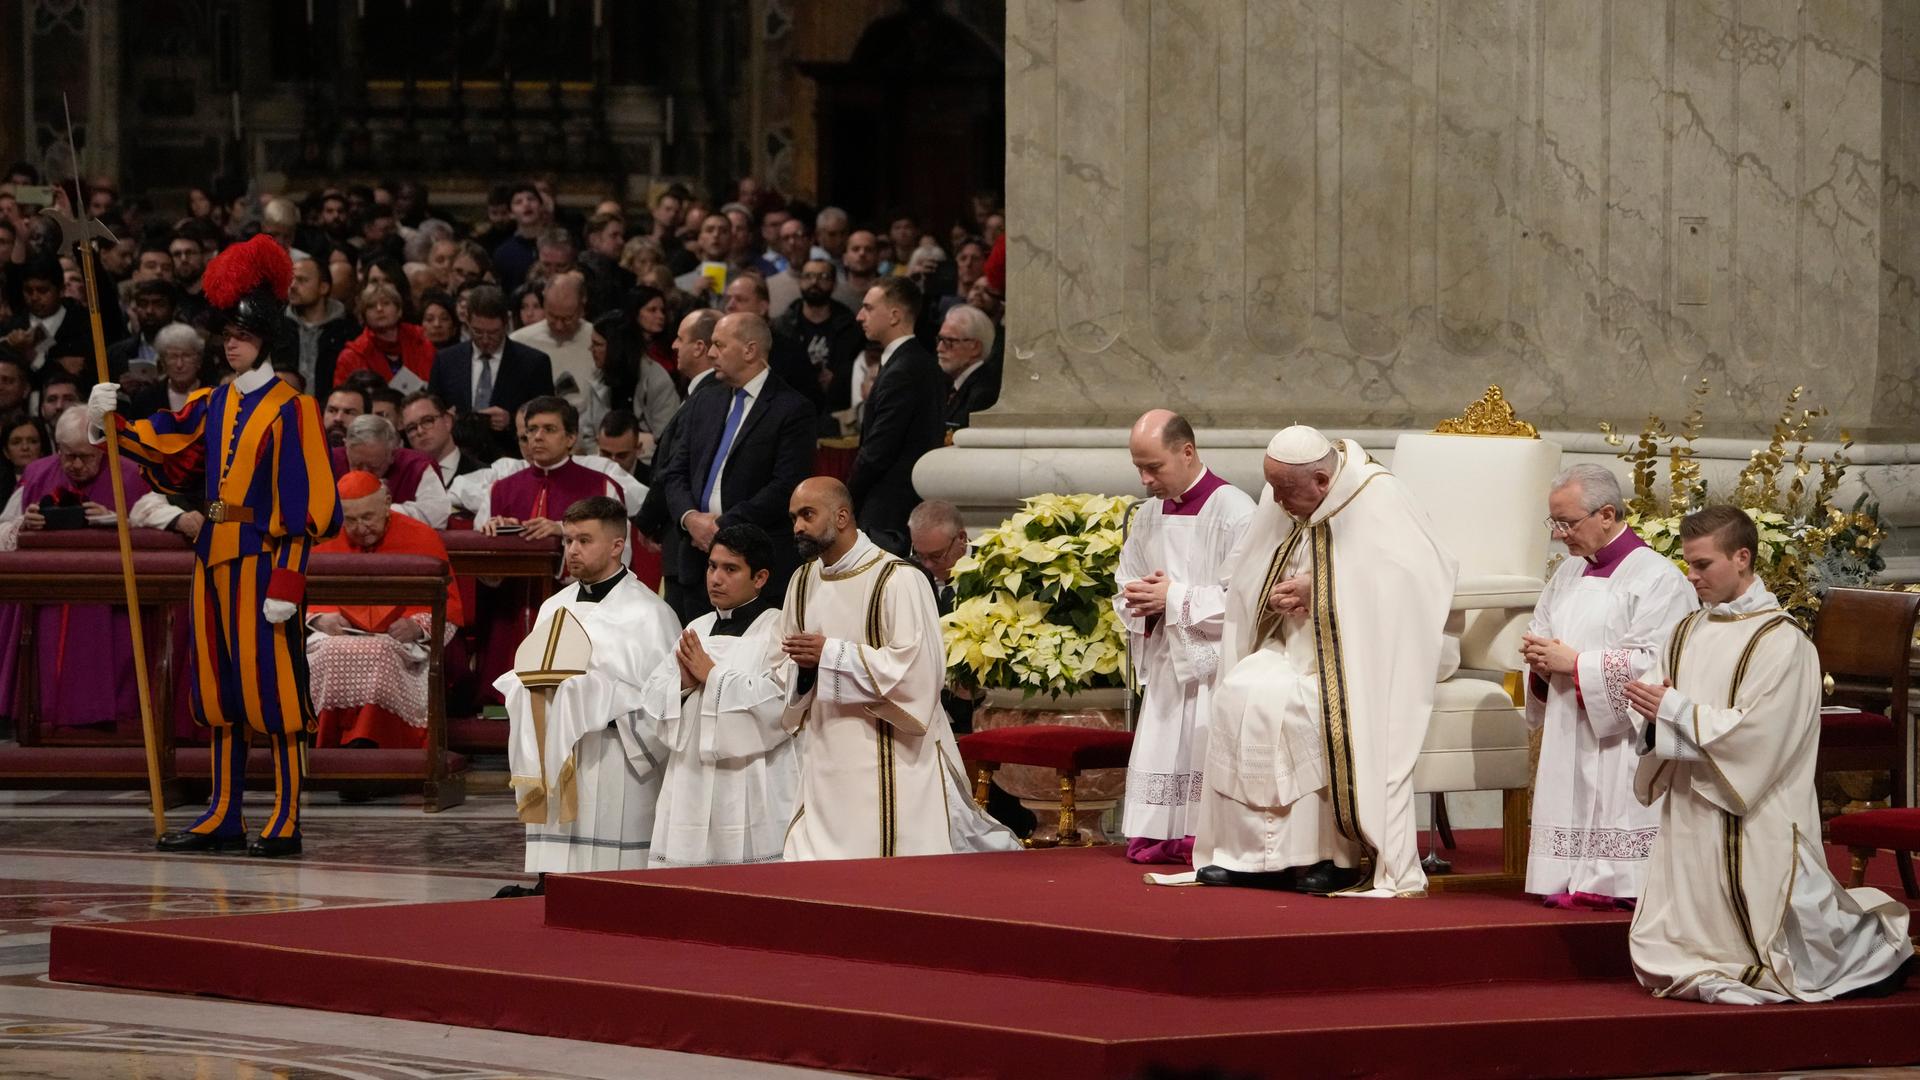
left=1189, top=426, right=1457, bottom=896
left=1625, top=506, right=1912, bottom=1003
left=88, top=235, right=341, bottom=858
left=1521, top=464, right=1696, bottom=908
left=497, top=495, right=679, bottom=892
left=778, top=477, right=1018, bottom=860
left=639, top=522, right=798, bottom=867
left=1113, top=409, right=1254, bottom=864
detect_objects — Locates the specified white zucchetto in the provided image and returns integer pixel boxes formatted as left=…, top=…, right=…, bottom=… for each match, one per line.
left=1265, top=424, right=1332, bottom=464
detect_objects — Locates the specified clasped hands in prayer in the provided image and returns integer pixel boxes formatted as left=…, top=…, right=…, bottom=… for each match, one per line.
left=1121, top=571, right=1170, bottom=619
left=676, top=628, right=715, bottom=690
left=310, top=612, right=427, bottom=643
left=1519, top=634, right=1579, bottom=677
left=1267, top=574, right=1311, bottom=618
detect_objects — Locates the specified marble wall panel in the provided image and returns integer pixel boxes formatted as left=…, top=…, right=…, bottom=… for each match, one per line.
left=999, top=0, right=1915, bottom=436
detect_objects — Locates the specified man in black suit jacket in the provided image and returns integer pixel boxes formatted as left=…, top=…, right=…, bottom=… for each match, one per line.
left=659, top=312, right=816, bottom=618
left=848, top=276, right=944, bottom=556
left=636, top=309, right=725, bottom=621
left=427, top=285, right=552, bottom=458
left=2, top=258, right=95, bottom=392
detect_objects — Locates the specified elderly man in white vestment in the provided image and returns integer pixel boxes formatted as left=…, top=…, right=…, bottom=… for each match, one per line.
left=1624, top=506, right=1911, bottom=1003
left=1113, top=410, right=1255, bottom=864
left=496, top=496, right=680, bottom=895
left=1190, top=426, right=1458, bottom=896
left=778, top=477, right=1018, bottom=860
left=639, top=522, right=797, bottom=867
left=1521, top=464, right=1696, bottom=909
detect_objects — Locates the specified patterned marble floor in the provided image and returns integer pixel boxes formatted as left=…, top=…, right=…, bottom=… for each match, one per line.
left=1, top=782, right=1916, bottom=1080
left=0, top=782, right=838, bottom=1079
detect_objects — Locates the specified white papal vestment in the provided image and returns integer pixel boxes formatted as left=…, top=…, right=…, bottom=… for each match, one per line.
left=1526, top=528, right=1697, bottom=897
left=497, top=569, right=680, bottom=873
left=639, top=602, right=799, bottom=867
left=1112, top=470, right=1256, bottom=841
left=1195, top=440, right=1459, bottom=897
left=1629, top=578, right=1912, bottom=1003
left=780, top=532, right=1019, bottom=861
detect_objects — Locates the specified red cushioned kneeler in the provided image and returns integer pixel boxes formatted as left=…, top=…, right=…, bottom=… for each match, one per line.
left=1827, top=808, right=1920, bottom=899
left=956, top=724, right=1134, bottom=848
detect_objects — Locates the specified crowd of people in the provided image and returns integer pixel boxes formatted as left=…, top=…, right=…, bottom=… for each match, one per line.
left=0, top=163, right=1010, bottom=769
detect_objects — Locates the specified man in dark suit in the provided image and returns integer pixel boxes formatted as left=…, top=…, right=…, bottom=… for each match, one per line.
left=400, top=391, right=486, bottom=487
left=106, top=279, right=181, bottom=377
left=2, top=257, right=94, bottom=392
left=659, top=311, right=816, bottom=618
left=428, top=284, right=552, bottom=459
left=848, top=276, right=943, bottom=556
left=637, top=308, right=725, bottom=621
left=936, top=302, right=1000, bottom=432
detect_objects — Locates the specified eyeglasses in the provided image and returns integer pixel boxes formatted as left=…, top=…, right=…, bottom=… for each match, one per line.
left=935, top=336, right=974, bottom=349
left=1544, top=510, right=1598, bottom=536
left=400, top=415, right=444, bottom=436
left=912, top=534, right=964, bottom=566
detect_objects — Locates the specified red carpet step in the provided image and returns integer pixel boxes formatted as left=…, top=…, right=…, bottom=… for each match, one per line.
left=543, top=846, right=1633, bottom=996
left=48, top=845, right=1920, bottom=1080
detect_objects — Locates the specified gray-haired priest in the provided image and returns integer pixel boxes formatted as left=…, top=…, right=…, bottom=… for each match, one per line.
left=1187, top=425, right=1458, bottom=897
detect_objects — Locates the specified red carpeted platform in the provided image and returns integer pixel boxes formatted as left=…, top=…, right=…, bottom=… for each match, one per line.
left=49, top=844, right=1920, bottom=1080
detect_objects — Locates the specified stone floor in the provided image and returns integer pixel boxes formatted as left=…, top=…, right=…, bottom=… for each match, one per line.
left=0, top=781, right=1914, bottom=1080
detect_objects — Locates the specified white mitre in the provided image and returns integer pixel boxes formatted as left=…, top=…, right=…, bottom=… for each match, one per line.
left=1266, top=424, right=1333, bottom=464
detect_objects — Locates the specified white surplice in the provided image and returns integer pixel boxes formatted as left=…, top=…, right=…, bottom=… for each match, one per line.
left=1112, top=471, right=1256, bottom=840
left=1525, top=529, right=1697, bottom=897
left=1195, top=440, right=1459, bottom=897
left=496, top=570, right=681, bottom=873
left=638, top=604, right=799, bottom=867
left=1629, top=578, right=1913, bottom=1003
left=779, top=532, right=1020, bottom=861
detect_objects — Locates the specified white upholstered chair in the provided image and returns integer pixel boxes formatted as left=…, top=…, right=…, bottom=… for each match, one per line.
left=1392, top=389, right=1561, bottom=889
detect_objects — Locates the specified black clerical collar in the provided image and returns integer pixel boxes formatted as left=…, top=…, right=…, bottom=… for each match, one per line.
left=575, top=567, right=627, bottom=603
left=710, top=593, right=771, bottom=636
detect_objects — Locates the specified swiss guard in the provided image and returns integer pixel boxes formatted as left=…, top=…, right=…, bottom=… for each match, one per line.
left=87, top=234, right=341, bottom=857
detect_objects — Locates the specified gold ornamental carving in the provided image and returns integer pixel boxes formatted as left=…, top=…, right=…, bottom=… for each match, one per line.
left=1432, top=386, right=1540, bottom=439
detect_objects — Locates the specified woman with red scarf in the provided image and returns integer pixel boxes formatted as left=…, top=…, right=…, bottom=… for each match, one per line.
left=332, top=281, right=436, bottom=392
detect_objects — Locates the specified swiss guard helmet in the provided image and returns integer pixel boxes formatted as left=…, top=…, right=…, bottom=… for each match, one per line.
left=201, top=234, right=293, bottom=349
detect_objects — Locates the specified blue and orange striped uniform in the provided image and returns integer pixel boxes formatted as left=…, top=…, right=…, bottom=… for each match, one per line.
left=114, top=365, right=341, bottom=840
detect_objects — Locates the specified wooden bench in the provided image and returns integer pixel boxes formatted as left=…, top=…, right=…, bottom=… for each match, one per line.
left=0, top=536, right=467, bottom=811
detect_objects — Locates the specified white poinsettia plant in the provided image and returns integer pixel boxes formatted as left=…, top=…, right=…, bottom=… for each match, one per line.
left=940, top=493, right=1133, bottom=697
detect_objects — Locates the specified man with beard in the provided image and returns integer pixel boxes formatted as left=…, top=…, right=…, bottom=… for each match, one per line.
left=831, top=229, right=884, bottom=310
left=107, top=279, right=180, bottom=374
left=776, top=476, right=1017, bottom=861
left=323, top=385, right=369, bottom=448
left=773, top=258, right=865, bottom=412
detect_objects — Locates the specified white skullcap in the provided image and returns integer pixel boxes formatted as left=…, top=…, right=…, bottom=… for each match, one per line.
left=1265, top=424, right=1332, bottom=465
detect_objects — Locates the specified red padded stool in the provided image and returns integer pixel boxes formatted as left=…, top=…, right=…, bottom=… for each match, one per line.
left=956, top=724, right=1133, bottom=847
left=1827, top=808, right=1920, bottom=899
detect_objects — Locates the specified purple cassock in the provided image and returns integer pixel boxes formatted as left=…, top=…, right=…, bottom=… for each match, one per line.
left=328, top=445, right=436, bottom=503
left=474, top=460, right=626, bottom=703
left=0, top=457, right=154, bottom=729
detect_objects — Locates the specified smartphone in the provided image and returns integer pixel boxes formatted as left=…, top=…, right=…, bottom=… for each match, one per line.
left=11, top=185, right=54, bottom=207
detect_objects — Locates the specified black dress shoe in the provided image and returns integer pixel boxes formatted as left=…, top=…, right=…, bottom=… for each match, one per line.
left=1195, top=864, right=1297, bottom=890
left=493, top=881, right=545, bottom=899
left=246, top=835, right=303, bottom=858
left=155, top=830, right=249, bottom=854
left=1295, top=860, right=1363, bottom=895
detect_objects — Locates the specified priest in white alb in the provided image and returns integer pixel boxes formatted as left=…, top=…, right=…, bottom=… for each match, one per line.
left=1112, top=409, right=1255, bottom=864
left=1521, top=464, right=1696, bottom=909
left=1186, top=426, right=1458, bottom=897
left=778, top=477, right=1018, bottom=860
left=638, top=522, right=797, bottom=867
left=1625, top=506, right=1912, bottom=1003
left=496, top=495, right=680, bottom=894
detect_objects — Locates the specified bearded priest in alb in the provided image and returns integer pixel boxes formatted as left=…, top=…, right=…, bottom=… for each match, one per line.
left=1113, top=410, right=1254, bottom=864
left=1625, top=507, right=1911, bottom=1003
left=778, top=478, right=1018, bottom=860
left=496, top=495, right=679, bottom=891
left=1521, top=464, right=1696, bottom=908
left=639, top=522, right=798, bottom=867
left=1187, top=426, right=1457, bottom=897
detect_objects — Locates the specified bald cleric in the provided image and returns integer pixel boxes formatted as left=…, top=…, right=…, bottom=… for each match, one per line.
left=1178, top=425, right=1458, bottom=896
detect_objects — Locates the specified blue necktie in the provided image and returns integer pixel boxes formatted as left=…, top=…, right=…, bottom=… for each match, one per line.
left=698, top=388, right=750, bottom=512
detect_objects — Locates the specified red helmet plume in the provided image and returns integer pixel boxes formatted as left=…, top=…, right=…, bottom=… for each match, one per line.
left=202, top=234, right=294, bottom=311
